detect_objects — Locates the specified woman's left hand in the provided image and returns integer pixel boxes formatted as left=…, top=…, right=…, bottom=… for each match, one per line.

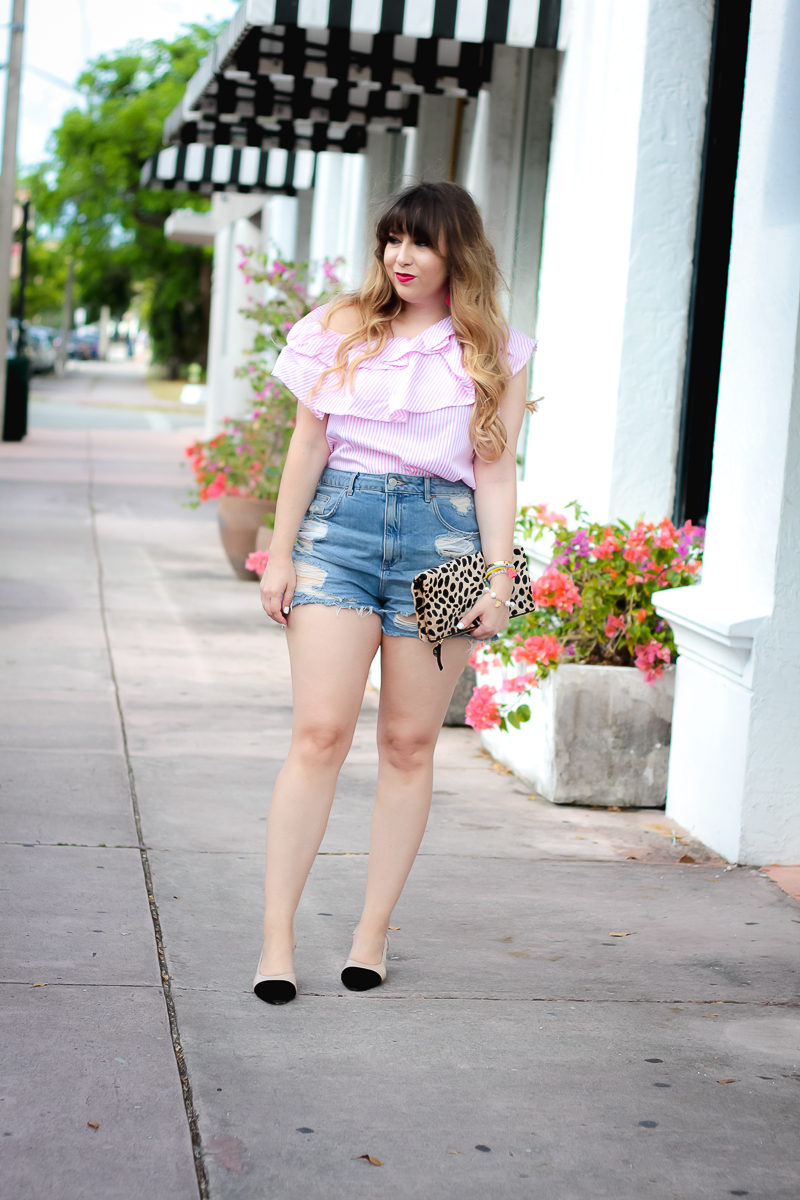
left=458, top=589, right=512, bottom=640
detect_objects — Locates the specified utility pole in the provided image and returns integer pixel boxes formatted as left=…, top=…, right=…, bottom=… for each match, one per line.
left=0, top=0, right=26, bottom=437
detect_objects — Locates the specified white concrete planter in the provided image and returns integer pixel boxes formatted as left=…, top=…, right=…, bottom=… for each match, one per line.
left=480, top=663, right=675, bottom=808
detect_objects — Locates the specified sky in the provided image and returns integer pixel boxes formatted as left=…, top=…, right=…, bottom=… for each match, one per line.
left=10, top=0, right=237, bottom=170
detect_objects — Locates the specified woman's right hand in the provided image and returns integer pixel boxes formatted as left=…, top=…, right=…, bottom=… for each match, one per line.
left=260, top=554, right=296, bottom=626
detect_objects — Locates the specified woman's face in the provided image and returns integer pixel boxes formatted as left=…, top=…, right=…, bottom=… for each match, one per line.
left=383, top=227, right=449, bottom=307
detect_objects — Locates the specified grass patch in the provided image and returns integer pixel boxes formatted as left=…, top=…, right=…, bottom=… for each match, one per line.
left=146, top=379, right=186, bottom=402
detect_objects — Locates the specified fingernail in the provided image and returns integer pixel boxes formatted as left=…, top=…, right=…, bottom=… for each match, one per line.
left=456, top=621, right=464, bottom=630
left=283, top=606, right=290, bottom=614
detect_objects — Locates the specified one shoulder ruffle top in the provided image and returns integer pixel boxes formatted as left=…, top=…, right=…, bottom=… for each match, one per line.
left=271, top=306, right=537, bottom=487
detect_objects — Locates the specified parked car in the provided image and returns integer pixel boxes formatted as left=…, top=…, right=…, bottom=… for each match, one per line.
left=26, top=326, right=58, bottom=373
left=6, top=317, right=21, bottom=358
left=68, top=327, right=100, bottom=360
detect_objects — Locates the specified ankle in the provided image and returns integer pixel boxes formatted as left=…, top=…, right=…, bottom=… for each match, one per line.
left=262, top=923, right=295, bottom=946
left=353, top=918, right=389, bottom=943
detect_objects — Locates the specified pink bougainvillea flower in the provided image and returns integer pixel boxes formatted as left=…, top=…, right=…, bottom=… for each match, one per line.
left=501, top=671, right=540, bottom=694
left=512, top=634, right=563, bottom=666
left=468, top=647, right=490, bottom=675
left=245, top=550, right=270, bottom=576
left=604, top=614, right=625, bottom=638
left=531, top=566, right=581, bottom=613
left=531, top=503, right=567, bottom=527
left=568, top=530, right=591, bottom=558
left=592, top=530, right=619, bottom=560
left=634, top=640, right=671, bottom=683
left=465, top=685, right=502, bottom=730
left=653, top=518, right=679, bottom=549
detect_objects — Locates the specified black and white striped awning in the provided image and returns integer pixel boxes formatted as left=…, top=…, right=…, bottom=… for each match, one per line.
left=171, top=119, right=371, bottom=154
left=163, top=0, right=557, bottom=148
left=139, top=144, right=317, bottom=194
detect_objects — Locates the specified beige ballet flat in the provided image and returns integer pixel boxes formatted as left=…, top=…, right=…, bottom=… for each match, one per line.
left=253, top=943, right=297, bottom=1005
left=341, top=935, right=389, bottom=992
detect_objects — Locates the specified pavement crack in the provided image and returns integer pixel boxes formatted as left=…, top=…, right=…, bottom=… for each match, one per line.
left=87, top=434, right=209, bottom=1200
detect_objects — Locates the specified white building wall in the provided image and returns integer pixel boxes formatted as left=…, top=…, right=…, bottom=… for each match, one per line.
left=523, top=0, right=712, bottom=520
left=655, top=0, right=800, bottom=865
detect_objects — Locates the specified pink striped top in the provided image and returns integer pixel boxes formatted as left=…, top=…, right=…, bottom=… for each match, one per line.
left=271, top=306, right=537, bottom=488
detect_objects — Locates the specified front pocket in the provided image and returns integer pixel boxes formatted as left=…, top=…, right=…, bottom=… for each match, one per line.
left=430, top=494, right=479, bottom=536
left=307, top=486, right=347, bottom=519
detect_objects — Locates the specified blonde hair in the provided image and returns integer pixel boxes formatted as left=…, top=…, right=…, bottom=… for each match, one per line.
left=312, top=181, right=534, bottom=461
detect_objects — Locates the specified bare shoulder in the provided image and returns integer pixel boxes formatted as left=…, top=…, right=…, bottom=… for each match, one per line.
left=324, top=301, right=361, bottom=335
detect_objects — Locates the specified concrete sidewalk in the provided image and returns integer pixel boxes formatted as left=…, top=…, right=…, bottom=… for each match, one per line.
left=1, top=427, right=798, bottom=1200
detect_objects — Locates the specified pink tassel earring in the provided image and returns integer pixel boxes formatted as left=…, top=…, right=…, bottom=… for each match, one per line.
left=445, top=293, right=450, bottom=307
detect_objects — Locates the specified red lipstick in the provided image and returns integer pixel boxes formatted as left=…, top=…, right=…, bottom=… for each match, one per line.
left=395, top=273, right=415, bottom=283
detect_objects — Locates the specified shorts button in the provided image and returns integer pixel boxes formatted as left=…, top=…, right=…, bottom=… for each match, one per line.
left=387, top=478, right=396, bottom=489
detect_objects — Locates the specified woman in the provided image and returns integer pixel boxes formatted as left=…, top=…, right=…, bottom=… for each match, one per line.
left=254, top=181, right=536, bottom=1004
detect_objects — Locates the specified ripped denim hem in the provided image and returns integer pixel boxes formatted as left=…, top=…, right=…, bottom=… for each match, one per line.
left=290, top=596, right=380, bottom=619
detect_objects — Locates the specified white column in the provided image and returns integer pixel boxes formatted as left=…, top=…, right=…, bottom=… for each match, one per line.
left=309, top=152, right=346, bottom=286
left=295, top=188, right=314, bottom=262
left=265, top=194, right=298, bottom=260
left=522, top=0, right=712, bottom=518
left=405, top=93, right=460, bottom=183
left=654, top=0, right=800, bottom=865
left=337, top=153, right=368, bottom=288
left=467, top=45, right=530, bottom=285
left=204, top=213, right=261, bottom=436
left=364, top=129, right=404, bottom=216
left=508, top=49, right=559, bottom=334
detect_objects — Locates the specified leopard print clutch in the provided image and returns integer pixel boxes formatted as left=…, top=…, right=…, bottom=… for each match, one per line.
left=411, top=546, right=536, bottom=669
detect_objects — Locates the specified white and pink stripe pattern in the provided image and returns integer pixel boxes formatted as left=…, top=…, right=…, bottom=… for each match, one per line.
left=271, top=307, right=536, bottom=488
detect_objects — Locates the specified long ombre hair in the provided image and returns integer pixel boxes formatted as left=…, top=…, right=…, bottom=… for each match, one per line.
left=313, top=181, right=533, bottom=461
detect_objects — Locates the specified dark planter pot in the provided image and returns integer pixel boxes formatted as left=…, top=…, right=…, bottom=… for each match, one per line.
left=216, top=495, right=276, bottom=580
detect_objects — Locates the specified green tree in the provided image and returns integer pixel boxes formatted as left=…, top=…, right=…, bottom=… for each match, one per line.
left=11, top=233, right=66, bottom=327
left=27, top=22, right=228, bottom=371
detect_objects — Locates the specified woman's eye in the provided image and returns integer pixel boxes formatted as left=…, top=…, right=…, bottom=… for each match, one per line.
left=415, top=239, right=429, bottom=247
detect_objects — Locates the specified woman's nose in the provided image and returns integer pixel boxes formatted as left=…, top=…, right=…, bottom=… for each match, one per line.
left=397, top=239, right=413, bottom=263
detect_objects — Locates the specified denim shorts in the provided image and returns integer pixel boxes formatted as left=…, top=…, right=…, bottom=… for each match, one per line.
left=291, top=467, right=482, bottom=637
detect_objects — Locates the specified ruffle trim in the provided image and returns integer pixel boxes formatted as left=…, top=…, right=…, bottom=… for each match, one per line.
left=273, top=307, right=536, bottom=422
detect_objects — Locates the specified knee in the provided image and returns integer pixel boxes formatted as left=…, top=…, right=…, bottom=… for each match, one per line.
left=292, top=723, right=352, bottom=769
left=377, top=727, right=437, bottom=774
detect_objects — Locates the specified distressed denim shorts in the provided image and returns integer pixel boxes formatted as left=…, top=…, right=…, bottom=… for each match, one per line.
left=291, top=467, right=482, bottom=637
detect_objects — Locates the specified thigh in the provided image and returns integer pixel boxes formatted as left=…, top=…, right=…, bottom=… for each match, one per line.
left=377, top=630, right=473, bottom=743
left=286, top=604, right=383, bottom=735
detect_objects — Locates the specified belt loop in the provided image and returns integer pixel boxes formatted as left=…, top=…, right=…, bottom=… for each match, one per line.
left=424, top=476, right=431, bottom=503
left=348, top=471, right=357, bottom=495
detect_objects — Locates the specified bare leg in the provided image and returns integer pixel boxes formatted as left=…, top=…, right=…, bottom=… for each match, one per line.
left=348, top=633, right=473, bottom=965
left=260, top=605, right=382, bottom=975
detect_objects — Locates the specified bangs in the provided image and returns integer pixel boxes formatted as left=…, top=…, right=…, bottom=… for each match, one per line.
left=376, top=188, right=446, bottom=248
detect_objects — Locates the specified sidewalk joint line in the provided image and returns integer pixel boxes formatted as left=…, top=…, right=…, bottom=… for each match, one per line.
left=167, top=988, right=799, bottom=1007
left=0, top=979, right=163, bottom=989
left=87, top=433, right=209, bottom=1200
